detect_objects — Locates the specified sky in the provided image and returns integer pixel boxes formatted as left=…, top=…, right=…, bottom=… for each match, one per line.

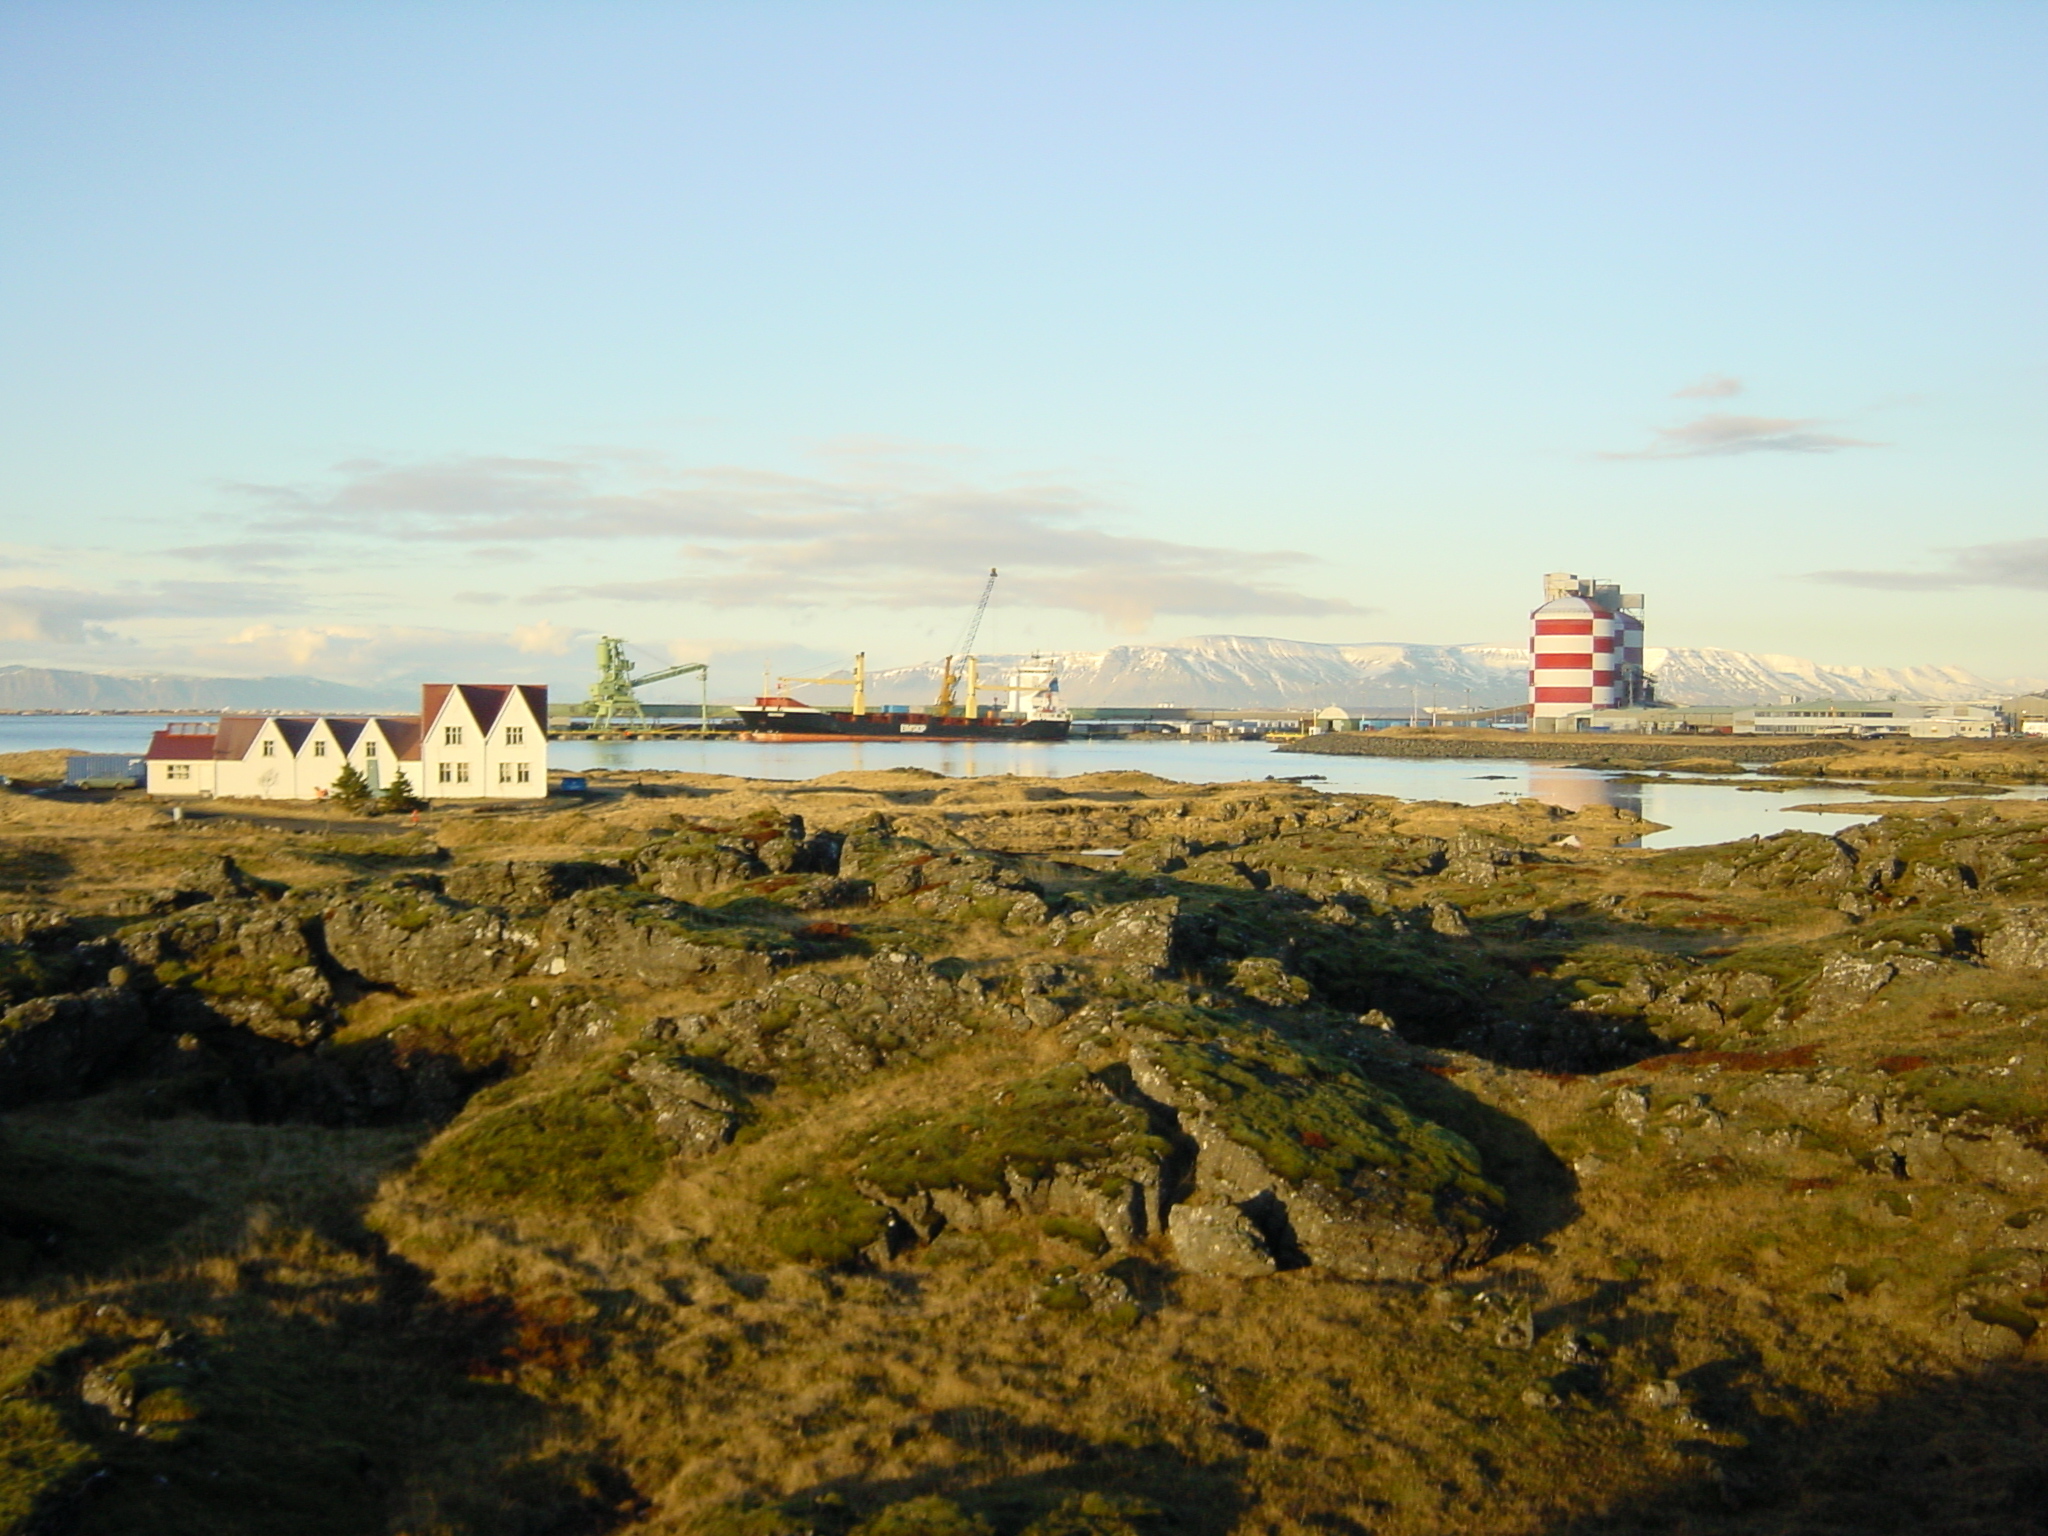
left=1, top=1, right=2043, bottom=700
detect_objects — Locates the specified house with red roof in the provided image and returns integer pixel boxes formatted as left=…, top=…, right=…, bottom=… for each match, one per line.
left=143, top=684, right=547, bottom=801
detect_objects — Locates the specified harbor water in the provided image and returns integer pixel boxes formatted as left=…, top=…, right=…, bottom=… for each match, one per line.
left=0, top=716, right=2013, bottom=851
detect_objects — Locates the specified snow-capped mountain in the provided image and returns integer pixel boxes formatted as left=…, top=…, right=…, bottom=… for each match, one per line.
left=851, top=636, right=2044, bottom=710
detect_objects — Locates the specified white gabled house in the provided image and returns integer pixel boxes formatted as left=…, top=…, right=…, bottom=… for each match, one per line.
left=144, top=684, right=548, bottom=802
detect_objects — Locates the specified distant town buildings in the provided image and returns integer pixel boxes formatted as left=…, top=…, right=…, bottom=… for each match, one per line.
left=144, top=684, right=548, bottom=800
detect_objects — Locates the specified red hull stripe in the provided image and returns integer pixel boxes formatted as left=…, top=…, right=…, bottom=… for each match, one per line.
left=1533, top=687, right=1596, bottom=703
left=1533, top=619, right=1595, bottom=635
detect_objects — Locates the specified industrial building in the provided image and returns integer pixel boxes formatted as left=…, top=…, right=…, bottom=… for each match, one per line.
left=1528, top=572, right=1652, bottom=732
left=143, top=684, right=549, bottom=801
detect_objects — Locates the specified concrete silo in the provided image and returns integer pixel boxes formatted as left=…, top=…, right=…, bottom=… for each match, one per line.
left=1529, top=572, right=1649, bottom=731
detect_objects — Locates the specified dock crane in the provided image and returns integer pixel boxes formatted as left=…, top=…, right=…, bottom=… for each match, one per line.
left=582, top=636, right=709, bottom=732
left=932, top=567, right=998, bottom=720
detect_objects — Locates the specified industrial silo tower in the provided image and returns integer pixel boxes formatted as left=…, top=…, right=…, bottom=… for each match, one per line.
left=1528, top=573, right=1650, bottom=732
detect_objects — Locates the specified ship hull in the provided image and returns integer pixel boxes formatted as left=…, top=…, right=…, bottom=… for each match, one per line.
left=735, top=707, right=1070, bottom=743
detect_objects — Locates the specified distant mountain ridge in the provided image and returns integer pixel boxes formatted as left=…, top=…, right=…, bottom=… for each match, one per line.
left=0, top=667, right=409, bottom=713
left=855, top=636, right=2046, bottom=710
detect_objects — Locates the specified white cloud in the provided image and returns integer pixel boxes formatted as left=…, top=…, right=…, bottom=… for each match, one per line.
left=1601, top=412, right=1883, bottom=460
left=1672, top=374, right=1744, bottom=400
left=511, top=620, right=577, bottom=655
left=1811, top=538, right=2048, bottom=592
left=224, top=449, right=1370, bottom=630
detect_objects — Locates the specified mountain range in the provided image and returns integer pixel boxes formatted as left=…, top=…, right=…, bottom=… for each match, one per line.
left=0, top=666, right=408, bottom=713
left=3, top=638, right=2040, bottom=715
left=855, top=635, right=2046, bottom=710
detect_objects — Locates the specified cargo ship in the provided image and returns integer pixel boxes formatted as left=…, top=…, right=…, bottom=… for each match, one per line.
left=735, top=652, right=1072, bottom=743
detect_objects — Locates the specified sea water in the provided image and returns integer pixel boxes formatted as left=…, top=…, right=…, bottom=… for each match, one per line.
left=2, top=716, right=2009, bottom=851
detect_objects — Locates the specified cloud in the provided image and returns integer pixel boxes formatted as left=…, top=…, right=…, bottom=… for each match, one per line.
left=1811, top=538, right=2048, bottom=592
left=511, top=620, right=577, bottom=655
left=1600, top=413, right=1884, bottom=460
left=0, top=582, right=292, bottom=644
left=225, top=451, right=1368, bottom=631
left=1673, top=374, right=1743, bottom=399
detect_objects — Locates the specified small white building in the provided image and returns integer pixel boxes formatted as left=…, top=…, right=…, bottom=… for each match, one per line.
left=144, top=684, right=548, bottom=801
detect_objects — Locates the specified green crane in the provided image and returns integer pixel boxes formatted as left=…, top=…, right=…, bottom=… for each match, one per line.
left=583, top=636, right=710, bottom=732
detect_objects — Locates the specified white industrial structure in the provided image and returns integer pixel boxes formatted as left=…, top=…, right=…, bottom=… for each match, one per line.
left=1528, top=572, right=1651, bottom=732
left=144, top=684, right=549, bottom=801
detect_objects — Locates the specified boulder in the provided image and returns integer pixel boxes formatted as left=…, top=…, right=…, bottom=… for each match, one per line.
left=626, top=1056, right=745, bottom=1157
left=121, top=904, right=337, bottom=1042
left=675, top=950, right=982, bottom=1080
left=1127, top=1037, right=1500, bottom=1281
left=440, top=860, right=628, bottom=911
left=536, top=888, right=793, bottom=988
left=1984, top=910, right=2048, bottom=972
left=323, top=891, right=542, bottom=993
left=1169, top=1200, right=1278, bottom=1277
left=0, top=986, right=148, bottom=1107
left=1086, top=898, right=1189, bottom=977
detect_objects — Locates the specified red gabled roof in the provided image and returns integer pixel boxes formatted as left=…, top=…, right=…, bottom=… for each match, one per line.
left=273, top=719, right=316, bottom=752
left=456, top=684, right=514, bottom=733
left=214, top=717, right=267, bottom=761
left=326, top=719, right=367, bottom=752
left=420, top=684, right=454, bottom=728
left=376, top=717, right=423, bottom=761
left=146, top=729, right=214, bottom=762
left=517, top=684, right=548, bottom=724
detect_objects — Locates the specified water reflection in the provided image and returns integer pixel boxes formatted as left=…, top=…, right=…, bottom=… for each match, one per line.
left=1524, top=763, right=1645, bottom=822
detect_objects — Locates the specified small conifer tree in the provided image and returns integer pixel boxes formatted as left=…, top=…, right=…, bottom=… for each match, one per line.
left=377, top=769, right=421, bottom=815
left=330, top=762, right=372, bottom=810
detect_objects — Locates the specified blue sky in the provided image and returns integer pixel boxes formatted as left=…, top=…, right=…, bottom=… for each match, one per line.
left=2, top=1, right=2043, bottom=696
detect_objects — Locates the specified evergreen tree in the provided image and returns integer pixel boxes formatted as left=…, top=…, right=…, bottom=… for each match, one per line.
left=330, top=762, right=372, bottom=810
left=377, top=769, right=421, bottom=814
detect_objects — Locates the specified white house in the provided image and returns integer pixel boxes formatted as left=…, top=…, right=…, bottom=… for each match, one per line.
left=144, top=684, right=548, bottom=801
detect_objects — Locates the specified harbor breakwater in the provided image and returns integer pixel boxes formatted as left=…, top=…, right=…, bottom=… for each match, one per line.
left=1279, top=729, right=1854, bottom=764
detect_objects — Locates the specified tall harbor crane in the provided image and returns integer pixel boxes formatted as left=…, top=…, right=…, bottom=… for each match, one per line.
left=582, top=636, right=709, bottom=732
left=931, top=567, right=997, bottom=719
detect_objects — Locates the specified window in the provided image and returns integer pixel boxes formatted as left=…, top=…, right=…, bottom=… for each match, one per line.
left=167, top=764, right=190, bottom=781
left=497, top=763, right=513, bottom=783
left=455, top=763, right=470, bottom=783
left=261, top=740, right=276, bottom=758
left=503, top=726, right=524, bottom=745
left=516, top=762, right=531, bottom=783
left=365, top=742, right=377, bottom=758
left=313, top=741, right=327, bottom=757
left=438, top=762, right=454, bottom=784
left=443, top=726, right=463, bottom=746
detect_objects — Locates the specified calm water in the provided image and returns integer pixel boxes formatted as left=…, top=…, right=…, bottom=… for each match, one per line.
left=4, top=715, right=2011, bottom=851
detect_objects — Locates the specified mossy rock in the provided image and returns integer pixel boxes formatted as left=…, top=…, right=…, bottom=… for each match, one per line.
left=414, top=1065, right=669, bottom=1210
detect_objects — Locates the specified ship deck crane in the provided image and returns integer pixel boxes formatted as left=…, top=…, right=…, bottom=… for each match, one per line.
left=777, top=653, right=867, bottom=715
left=932, top=567, right=997, bottom=719
left=583, top=636, right=709, bottom=732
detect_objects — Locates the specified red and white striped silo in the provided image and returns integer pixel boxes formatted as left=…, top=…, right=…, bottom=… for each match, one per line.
left=1529, top=581, right=1618, bottom=731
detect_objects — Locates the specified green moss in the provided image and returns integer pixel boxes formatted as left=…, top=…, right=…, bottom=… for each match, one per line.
left=0, top=943, right=73, bottom=1009
left=577, top=886, right=792, bottom=953
left=1142, top=1034, right=1499, bottom=1214
left=415, top=1069, right=667, bottom=1210
left=369, top=984, right=610, bottom=1072
left=1040, top=1216, right=1110, bottom=1256
left=1022, top=1493, right=1163, bottom=1536
left=758, top=1170, right=888, bottom=1266
left=854, top=1067, right=1167, bottom=1200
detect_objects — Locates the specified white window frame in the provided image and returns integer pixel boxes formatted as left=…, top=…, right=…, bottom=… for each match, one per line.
left=166, top=763, right=191, bottom=781
left=443, top=725, right=463, bottom=746
left=503, top=725, right=524, bottom=745
left=438, top=762, right=454, bottom=784
left=455, top=762, right=470, bottom=783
